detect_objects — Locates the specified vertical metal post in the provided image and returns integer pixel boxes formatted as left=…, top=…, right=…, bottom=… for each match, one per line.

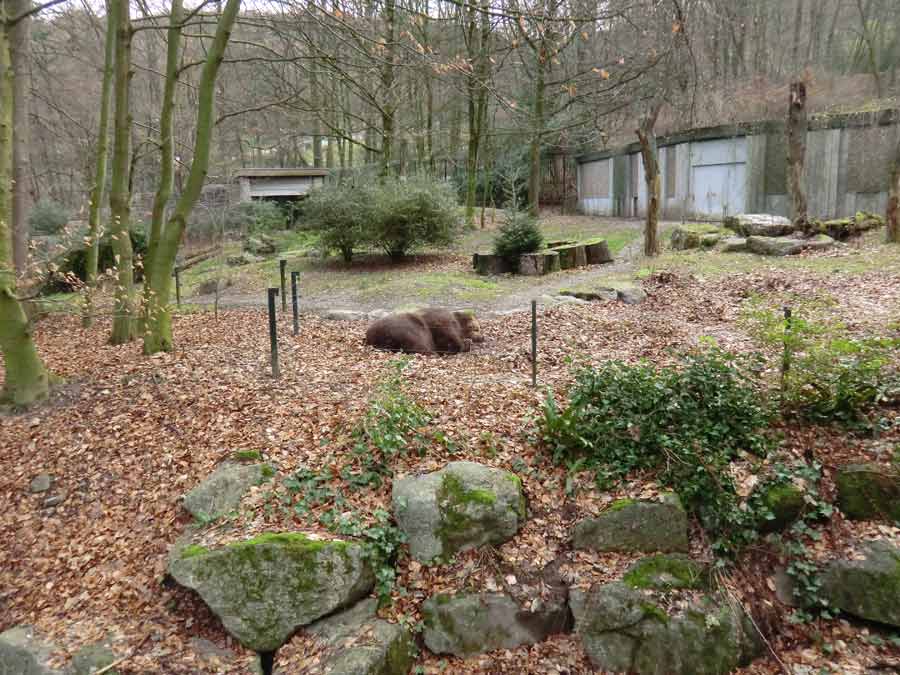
left=531, top=299, right=538, bottom=388
left=174, top=267, right=181, bottom=307
left=781, top=306, right=793, bottom=401
left=291, top=271, right=299, bottom=336
left=268, top=288, right=280, bottom=379
left=279, top=259, right=287, bottom=312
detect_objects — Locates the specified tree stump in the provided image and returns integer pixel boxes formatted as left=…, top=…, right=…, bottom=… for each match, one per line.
left=584, top=240, right=613, bottom=264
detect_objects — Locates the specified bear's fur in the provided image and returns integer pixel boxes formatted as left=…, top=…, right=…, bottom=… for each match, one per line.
left=365, top=309, right=484, bottom=354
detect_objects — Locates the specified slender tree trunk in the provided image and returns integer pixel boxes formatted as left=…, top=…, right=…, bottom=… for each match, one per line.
left=9, top=0, right=32, bottom=277
left=379, top=0, right=396, bottom=176
left=855, top=0, right=882, bottom=98
left=143, top=0, right=240, bottom=354
left=142, top=0, right=182, bottom=324
left=0, top=8, right=49, bottom=406
left=83, top=0, right=117, bottom=328
left=108, top=0, right=135, bottom=344
left=527, top=50, right=546, bottom=217
left=637, top=103, right=663, bottom=257
left=787, top=81, right=808, bottom=227
left=887, top=136, right=900, bottom=243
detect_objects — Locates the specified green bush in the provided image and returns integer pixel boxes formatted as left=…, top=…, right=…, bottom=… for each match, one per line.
left=493, top=212, right=543, bottom=271
left=744, top=303, right=899, bottom=427
left=368, top=176, right=461, bottom=261
left=223, top=200, right=288, bottom=234
left=29, top=200, right=70, bottom=235
left=299, top=183, right=367, bottom=262
left=300, top=177, right=461, bottom=262
left=542, top=346, right=772, bottom=553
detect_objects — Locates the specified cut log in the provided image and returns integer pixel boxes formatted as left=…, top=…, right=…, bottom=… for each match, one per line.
left=551, top=244, right=587, bottom=269
left=473, top=253, right=511, bottom=275
left=584, top=239, right=613, bottom=264
left=519, top=251, right=560, bottom=276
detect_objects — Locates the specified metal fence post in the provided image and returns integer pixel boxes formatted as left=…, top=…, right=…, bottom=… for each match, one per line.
left=531, top=299, right=538, bottom=388
left=279, top=259, right=287, bottom=312
left=268, top=288, right=280, bottom=379
left=291, top=271, right=299, bottom=336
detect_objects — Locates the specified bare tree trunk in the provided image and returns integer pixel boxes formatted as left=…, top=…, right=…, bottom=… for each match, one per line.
left=108, top=0, right=135, bottom=344
left=527, top=51, right=546, bottom=217
left=787, top=81, right=808, bottom=227
left=9, top=0, right=32, bottom=277
left=379, top=0, right=396, bottom=176
left=887, top=135, right=900, bottom=243
left=143, top=0, right=183, bottom=304
left=637, top=103, right=663, bottom=257
left=143, top=0, right=241, bottom=354
left=854, top=0, right=882, bottom=98
left=82, top=0, right=117, bottom=328
left=0, top=7, right=49, bottom=405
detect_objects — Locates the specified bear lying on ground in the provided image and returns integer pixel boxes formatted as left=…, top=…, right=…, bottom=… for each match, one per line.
left=365, top=309, right=484, bottom=354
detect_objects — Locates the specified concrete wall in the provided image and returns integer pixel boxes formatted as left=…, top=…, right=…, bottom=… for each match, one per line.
left=576, top=111, right=900, bottom=221
left=239, top=175, right=326, bottom=202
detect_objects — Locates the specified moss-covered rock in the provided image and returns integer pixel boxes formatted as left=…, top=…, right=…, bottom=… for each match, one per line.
left=822, top=540, right=900, bottom=628
left=570, top=582, right=760, bottom=674
left=836, top=463, right=900, bottom=522
left=304, top=599, right=416, bottom=675
left=71, top=643, right=119, bottom=675
left=573, top=494, right=689, bottom=554
left=0, top=626, right=61, bottom=675
left=753, top=482, right=805, bottom=533
left=670, top=225, right=726, bottom=250
left=422, top=592, right=570, bottom=657
left=182, top=461, right=274, bottom=522
left=391, top=461, right=526, bottom=564
left=623, top=554, right=709, bottom=591
left=167, top=532, right=374, bottom=652
left=723, top=214, right=793, bottom=237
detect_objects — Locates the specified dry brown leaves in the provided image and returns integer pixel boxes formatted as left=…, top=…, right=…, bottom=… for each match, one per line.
left=2, top=266, right=899, bottom=673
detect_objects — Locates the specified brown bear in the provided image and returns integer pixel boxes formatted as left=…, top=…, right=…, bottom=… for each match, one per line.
left=365, top=309, right=484, bottom=354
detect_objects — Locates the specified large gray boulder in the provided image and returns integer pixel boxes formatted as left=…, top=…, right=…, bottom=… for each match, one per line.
left=720, top=237, right=749, bottom=253
left=835, top=463, right=900, bottom=522
left=70, top=643, right=119, bottom=675
left=305, top=599, right=415, bottom=675
left=747, top=234, right=834, bottom=256
left=182, top=462, right=273, bottom=522
left=571, top=582, right=760, bottom=674
left=573, top=495, right=689, bottom=553
left=167, top=533, right=374, bottom=652
left=670, top=227, right=723, bottom=250
left=724, top=214, right=793, bottom=237
left=0, top=626, right=61, bottom=675
left=822, top=540, right=900, bottom=627
left=391, top=461, right=526, bottom=564
left=422, top=593, right=569, bottom=657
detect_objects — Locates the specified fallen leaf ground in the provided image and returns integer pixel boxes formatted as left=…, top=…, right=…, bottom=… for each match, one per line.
left=2, top=251, right=900, bottom=673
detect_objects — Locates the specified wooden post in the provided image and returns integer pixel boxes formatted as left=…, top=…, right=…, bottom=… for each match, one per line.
left=267, top=288, right=280, bottom=379
left=279, top=259, right=287, bottom=312
left=781, top=306, right=793, bottom=403
left=291, top=271, right=299, bottom=336
left=174, top=267, right=181, bottom=307
left=531, top=299, right=537, bottom=388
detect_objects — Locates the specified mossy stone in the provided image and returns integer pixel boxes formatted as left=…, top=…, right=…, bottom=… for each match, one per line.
left=392, top=461, right=525, bottom=564
left=754, top=482, right=805, bottom=533
left=570, top=582, right=760, bottom=674
left=167, top=533, right=373, bottom=652
left=422, top=593, right=570, bottom=657
left=822, top=540, right=900, bottom=627
left=836, top=463, right=900, bottom=522
left=182, top=462, right=274, bottom=522
left=573, top=494, right=689, bottom=554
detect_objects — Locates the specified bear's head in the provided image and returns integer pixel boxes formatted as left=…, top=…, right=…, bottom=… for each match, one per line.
left=454, top=311, right=484, bottom=343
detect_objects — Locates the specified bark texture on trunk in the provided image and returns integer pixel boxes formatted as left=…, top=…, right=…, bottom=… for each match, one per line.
left=143, top=0, right=241, bottom=354
left=637, top=104, right=662, bottom=257
left=9, top=0, right=32, bottom=277
left=888, top=136, right=900, bottom=244
left=527, top=53, right=546, bottom=217
left=0, top=10, right=49, bottom=406
left=83, top=0, right=117, bottom=327
left=787, top=81, right=808, bottom=228
left=108, top=0, right=135, bottom=344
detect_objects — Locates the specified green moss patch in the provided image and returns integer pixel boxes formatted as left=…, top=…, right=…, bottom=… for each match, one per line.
left=231, top=450, right=263, bottom=462
left=623, top=554, right=709, bottom=591
left=181, top=544, right=210, bottom=559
